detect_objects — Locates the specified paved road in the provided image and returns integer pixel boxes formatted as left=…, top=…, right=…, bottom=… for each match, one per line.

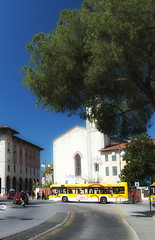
left=1, top=198, right=155, bottom=240
left=115, top=201, right=155, bottom=240
left=34, top=210, right=136, bottom=240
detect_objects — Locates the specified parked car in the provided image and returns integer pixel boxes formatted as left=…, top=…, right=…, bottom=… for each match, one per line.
left=13, top=192, right=29, bottom=205
left=7, top=189, right=16, bottom=199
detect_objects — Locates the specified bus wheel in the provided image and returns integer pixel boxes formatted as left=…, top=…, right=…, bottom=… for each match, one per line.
left=100, top=197, right=107, bottom=204
left=62, top=196, right=68, bottom=202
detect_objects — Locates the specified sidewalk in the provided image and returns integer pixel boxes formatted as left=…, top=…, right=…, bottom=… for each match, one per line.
left=115, top=201, right=155, bottom=240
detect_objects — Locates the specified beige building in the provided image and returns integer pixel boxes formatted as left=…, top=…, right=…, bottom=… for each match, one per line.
left=0, top=126, right=43, bottom=196
left=53, top=120, right=126, bottom=184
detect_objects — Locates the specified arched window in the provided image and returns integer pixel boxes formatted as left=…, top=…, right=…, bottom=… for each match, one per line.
left=75, top=154, right=81, bottom=176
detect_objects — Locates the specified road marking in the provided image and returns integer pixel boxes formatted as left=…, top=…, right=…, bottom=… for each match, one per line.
left=0, top=204, right=6, bottom=211
left=84, top=213, right=91, bottom=216
left=37, top=212, right=75, bottom=240
left=114, top=207, right=125, bottom=219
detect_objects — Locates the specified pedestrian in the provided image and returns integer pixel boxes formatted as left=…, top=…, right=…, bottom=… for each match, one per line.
left=132, top=192, right=135, bottom=204
left=42, top=191, right=45, bottom=200
left=37, top=192, right=40, bottom=199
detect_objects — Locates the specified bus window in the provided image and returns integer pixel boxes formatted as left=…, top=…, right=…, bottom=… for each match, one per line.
left=119, top=187, right=125, bottom=194
left=85, top=188, right=88, bottom=194
left=67, top=188, right=74, bottom=194
left=52, top=188, right=59, bottom=195
left=108, top=187, right=114, bottom=194
left=93, top=188, right=99, bottom=194
left=99, top=188, right=106, bottom=194
left=77, top=188, right=85, bottom=194
left=113, top=187, right=119, bottom=194
left=62, top=188, right=67, bottom=194
left=88, top=188, right=93, bottom=194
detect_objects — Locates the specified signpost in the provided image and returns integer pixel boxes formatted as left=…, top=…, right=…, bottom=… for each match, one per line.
left=145, top=176, right=154, bottom=186
left=145, top=176, right=154, bottom=217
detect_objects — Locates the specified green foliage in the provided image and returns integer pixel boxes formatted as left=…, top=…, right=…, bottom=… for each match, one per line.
left=121, top=134, right=155, bottom=185
left=33, top=181, right=42, bottom=189
left=46, top=181, right=53, bottom=188
left=42, top=163, right=53, bottom=177
left=22, top=0, right=155, bottom=139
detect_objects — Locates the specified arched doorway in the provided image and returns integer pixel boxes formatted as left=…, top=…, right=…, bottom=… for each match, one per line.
left=19, top=177, right=23, bottom=192
left=6, top=176, right=10, bottom=193
left=13, top=177, right=16, bottom=191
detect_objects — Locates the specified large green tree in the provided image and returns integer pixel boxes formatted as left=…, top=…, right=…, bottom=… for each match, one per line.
left=22, top=0, right=155, bottom=139
left=121, top=134, right=155, bottom=185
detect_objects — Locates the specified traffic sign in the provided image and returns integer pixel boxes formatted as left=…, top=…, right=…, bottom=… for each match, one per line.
left=135, top=182, right=139, bottom=187
left=145, top=176, right=154, bottom=186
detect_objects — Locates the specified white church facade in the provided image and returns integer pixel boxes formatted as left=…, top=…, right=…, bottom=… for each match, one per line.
left=53, top=120, right=126, bottom=184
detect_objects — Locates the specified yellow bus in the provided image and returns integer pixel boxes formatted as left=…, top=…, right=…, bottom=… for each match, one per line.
left=148, top=182, right=155, bottom=203
left=49, top=182, right=128, bottom=203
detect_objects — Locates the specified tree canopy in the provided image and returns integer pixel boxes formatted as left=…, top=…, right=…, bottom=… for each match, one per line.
left=121, top=134, right=155, bottom=185
left=22, top=0, right=155, bottom=139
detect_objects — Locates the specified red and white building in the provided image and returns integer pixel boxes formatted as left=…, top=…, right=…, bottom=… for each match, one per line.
left=0, top=126, right=43, bottom=196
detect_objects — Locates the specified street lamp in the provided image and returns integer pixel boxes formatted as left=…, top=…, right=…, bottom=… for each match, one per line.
left=41, top=161, right=50, bottom=197
left=112, top=146, right=125, bottom=182
left=93, top=155, right=102, bottom=182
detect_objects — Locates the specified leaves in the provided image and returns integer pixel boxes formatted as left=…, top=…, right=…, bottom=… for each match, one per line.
left=21, top=0, right=155, bottom=139
left=121, top=134, right=155, bottom=185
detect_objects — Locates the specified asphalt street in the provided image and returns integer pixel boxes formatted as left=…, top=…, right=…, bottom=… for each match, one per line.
left=1, top=198, right=155, bottom=240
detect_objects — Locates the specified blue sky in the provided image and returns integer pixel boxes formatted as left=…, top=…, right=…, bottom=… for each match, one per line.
left=0, top=0, right=154, bottom=167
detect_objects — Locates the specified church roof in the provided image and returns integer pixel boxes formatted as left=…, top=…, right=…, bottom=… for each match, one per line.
left=53, top=125, right=86, bottom=142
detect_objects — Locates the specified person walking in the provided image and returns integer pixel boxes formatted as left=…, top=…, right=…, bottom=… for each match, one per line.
left=42, top=191, right=45, bottom=200
left=132, top=192, right=135, bottom=204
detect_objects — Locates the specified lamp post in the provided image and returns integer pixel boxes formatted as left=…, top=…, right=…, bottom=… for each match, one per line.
left=112, top=146, right=125, bottom=182
left=93, top=155, right=102, bottom=182
left=41, top=161, right=50, bottom=197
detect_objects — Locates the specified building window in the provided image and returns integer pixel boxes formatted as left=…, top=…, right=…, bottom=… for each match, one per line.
left=8, top=160, right=10, bottom=171
left=20, top=166, right=22, bottom=174
left=14, top=164, right=16, bottom=172
left=26, top=167, right=27, bottom=174
left=94, top=163, right=99, bottom=172
left=112, top=166, right=117, bottom=176
left=112, top=154, right=116, bottom=161
left=8, top=164, right=10, bottom=171
left=75, top=154, right=81, bottom=176
left=20, top=149, right=22, bottom=156
left=7, top=142, right=11, bottom=152
left=105, top=154, right=108, bottom=161
left=105, top=167, right=109, bottom=176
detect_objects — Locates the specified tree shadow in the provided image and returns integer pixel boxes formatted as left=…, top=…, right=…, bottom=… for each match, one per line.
left=130, top=210, right=155, bottom=218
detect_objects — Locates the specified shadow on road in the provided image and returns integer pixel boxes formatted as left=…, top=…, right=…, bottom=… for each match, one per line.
left=130, top=210, right=155, bottom=217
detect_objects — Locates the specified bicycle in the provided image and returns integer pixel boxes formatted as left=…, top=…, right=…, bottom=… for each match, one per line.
left=0, top=203, right=6, bottom=211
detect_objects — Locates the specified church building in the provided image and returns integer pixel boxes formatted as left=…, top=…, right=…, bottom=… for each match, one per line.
left=53, top=120, right=126, bottom=184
